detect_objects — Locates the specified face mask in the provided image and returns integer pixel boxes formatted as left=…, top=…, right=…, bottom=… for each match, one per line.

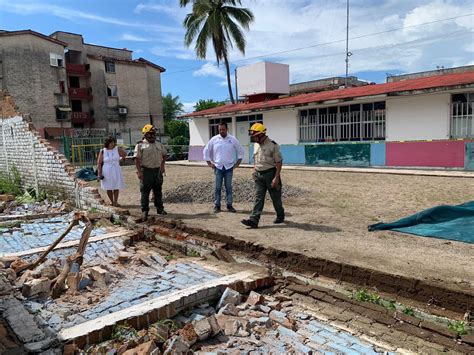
left=250, top=135, right=257, bottom=143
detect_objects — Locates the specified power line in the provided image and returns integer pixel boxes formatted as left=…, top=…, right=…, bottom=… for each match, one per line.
left=163, top=13, right=474, bottom=75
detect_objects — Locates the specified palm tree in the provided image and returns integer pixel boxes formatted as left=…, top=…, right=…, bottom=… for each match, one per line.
left=180, top=0, right=254, bottom=104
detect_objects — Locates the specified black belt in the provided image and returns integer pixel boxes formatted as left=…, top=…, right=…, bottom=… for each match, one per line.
left=141, top=166, right=161, bottom=170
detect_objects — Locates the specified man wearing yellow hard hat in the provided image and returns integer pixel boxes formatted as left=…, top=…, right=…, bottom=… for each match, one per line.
left=241, top=122, right=285, bottom=229
left=135, top=124, right=167, bottom=221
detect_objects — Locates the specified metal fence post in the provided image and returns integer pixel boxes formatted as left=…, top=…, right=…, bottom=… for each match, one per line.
left=30, top=133, right=39, bottom=198
left=1, top=115, right=9, bottom=173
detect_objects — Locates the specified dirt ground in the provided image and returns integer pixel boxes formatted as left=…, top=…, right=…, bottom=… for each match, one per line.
left=97, top=165, right=474, bottom=292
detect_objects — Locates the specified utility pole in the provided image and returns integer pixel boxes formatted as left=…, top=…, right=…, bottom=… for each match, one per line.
left=345, top=0, right=351, bottom=88
left=234, top=67, right=238, bottom=102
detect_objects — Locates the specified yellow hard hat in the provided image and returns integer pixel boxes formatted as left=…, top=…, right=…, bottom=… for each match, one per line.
left=249, top=122, right=266, bottom=136
left=142, top=124, right=155, bottom=134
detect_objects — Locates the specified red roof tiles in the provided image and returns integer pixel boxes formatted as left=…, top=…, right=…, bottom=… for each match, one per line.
left=185, top=71, right=474, bottom=118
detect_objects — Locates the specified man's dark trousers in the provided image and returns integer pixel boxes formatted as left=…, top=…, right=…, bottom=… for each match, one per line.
left=249, top=168, right=284, bottom=223
left=140, top=167, right=164, bottom=212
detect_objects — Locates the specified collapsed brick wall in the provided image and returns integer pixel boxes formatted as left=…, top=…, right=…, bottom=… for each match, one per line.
left=0, top=93, right=112, bottom=211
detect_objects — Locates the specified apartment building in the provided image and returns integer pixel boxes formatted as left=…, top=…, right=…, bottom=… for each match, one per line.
left=0, top=30, right=165, bottom=141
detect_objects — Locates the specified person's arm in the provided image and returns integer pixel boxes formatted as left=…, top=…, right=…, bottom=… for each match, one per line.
left=117, top=147, right=127, bottom=159
left=234, top=138, right=244, bottom=169
left=161, top=144, right=167, bottom=174
left=272, top=161, right=282, bottom=188
left=97, top=150, right=104, bottom=179
left=203, top=139, right=215, bottom=169
left=271, top=145, right=283, bottom=188
left=135, top=144, right=143, bottom=180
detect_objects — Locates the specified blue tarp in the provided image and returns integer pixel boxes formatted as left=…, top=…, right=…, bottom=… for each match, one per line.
left=368, top=201, right=474, bottom=244
left=75, top=167, right=97, bottom=181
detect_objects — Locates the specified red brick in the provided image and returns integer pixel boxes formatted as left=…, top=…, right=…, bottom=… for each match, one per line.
left=420, top=321, right=456, bottom=338
left=309, top=290, right=326, bottom=301
left=286, top=284, right=314, bottom=295
left=393, top=311, right=420, bottom=326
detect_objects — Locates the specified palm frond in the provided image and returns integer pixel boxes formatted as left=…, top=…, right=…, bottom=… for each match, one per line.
left=194, top=19, right=211, bottom=59
left=223, top=6, right=254, bottom=30
left=222, top=13, right=246, bottom=54
left=183, top=12, right=206, bottom=47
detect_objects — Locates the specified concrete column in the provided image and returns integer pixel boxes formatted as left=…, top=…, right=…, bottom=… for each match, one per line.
left=231, top=116, right=237, bottom=136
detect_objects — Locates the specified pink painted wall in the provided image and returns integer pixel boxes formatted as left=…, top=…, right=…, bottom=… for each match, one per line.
left=386, top=141, right=465, bottom=167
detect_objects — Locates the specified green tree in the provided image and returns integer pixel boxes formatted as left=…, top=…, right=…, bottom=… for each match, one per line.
left=180, top=0, right=254, bottom=104
left=165, top=119, right=189, bottom=138
left=162, top=93, right=184, bottom=121
left=194, top=99, right=226, bottom=112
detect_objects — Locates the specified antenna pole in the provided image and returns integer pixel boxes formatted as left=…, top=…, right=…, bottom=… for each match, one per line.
left=345, top=0, right=350, bottom=87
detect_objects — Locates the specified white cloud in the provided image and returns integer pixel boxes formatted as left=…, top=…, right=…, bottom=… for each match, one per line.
left=0, top=0, right=180, bottom=33
left=210, top=0, right=474, bottom=83
left=182, top=102, right=196, bottom=113
left=121, top=33, right=149, bottom=42
left=134, top=1, right=187, bottom=21
left=193, top=62, right=226, bottom=78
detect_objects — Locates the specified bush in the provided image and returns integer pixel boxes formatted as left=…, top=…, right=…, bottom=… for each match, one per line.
left=0, top=166, right=22, bottom=196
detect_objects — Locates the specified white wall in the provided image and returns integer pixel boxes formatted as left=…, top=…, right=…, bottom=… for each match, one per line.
left=237, top=62, right=289, bottom=96
left=386, top=93, right=451, bottom=141
left=189, top=118, right=209, bottom=146
left=263, top=109, right=298, bottom=144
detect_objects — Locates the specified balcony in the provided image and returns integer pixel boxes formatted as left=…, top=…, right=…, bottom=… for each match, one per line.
left=66, top=63, right=90, bottom=76
left=68, top=87, right=93, bottom=101
left=71, top=112, right=94, bottom=124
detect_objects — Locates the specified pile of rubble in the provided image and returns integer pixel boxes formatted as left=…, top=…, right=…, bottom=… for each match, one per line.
left=0, top=194, right=67, bottom=216
left=81, top=286, right=383, bottom=354
left=163, top=178, right=305, bottom=204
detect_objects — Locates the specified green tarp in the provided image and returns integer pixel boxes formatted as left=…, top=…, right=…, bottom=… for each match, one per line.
left=368, top=201, right=474, bottom=244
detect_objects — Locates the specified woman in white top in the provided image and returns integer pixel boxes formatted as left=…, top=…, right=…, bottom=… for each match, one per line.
left=97, top=136, right=126, bottom=206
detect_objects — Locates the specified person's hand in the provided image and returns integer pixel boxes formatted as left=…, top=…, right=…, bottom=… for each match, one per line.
left=271, top=176, right=280, bottom=189
left=137, top=171, right=143, bottom=180
left=209, top=163, right=216, bottom=170
left=161, top=166, right=166, bottom=175
left=234, top=163, right=240, bottom=169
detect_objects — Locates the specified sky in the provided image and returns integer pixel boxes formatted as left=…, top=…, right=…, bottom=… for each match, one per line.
left=0, top=0, right=473, bottom=112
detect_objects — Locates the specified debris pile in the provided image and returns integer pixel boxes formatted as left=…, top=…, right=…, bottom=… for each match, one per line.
left=163, top=178, right=305, bottom=203
left=0, top=197, right=67, bottom=216
left=83, top=287, right=383, bottom=354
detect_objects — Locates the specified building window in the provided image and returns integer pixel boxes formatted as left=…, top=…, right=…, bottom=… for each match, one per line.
left=56, top=108, right=68, bottom=120
left=451, top=93, right=474, bottom=138
left=71, top=100, right=82, bottom=112
left=209, top=117, right=232, bottom=137
left=105, top=61, right=116, bottom=73
left=59, top=81, right=65, bottom=93
left=299, top=102, right=386, bottom=142
left=69, top=76, right=80, bottom=88
left=50, top=53, right=64, bottom=67
left=107, top=85, right=118, bottom=97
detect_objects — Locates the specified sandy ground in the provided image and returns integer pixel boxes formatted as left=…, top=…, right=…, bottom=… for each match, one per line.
left=96, top=165, right=474, bottom=291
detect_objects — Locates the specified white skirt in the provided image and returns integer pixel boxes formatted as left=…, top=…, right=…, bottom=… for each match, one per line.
left=100, top=162, right=125, bottom=190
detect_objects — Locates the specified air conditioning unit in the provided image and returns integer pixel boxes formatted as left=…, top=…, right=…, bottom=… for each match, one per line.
left=118, top=107, right=128, bottom=115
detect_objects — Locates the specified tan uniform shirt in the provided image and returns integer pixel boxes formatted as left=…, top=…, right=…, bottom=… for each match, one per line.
left=135, top=139, right=167, bottom=169
left=253, top=137, right=283, bottom=171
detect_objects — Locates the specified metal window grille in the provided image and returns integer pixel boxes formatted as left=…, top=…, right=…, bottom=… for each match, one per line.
left=451, top=100, right=474, bottom=138
left=299, top=103, right=386, bottom=142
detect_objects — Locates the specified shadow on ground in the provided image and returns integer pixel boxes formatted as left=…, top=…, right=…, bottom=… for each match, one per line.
left=257, top=221, right=341, bottom=232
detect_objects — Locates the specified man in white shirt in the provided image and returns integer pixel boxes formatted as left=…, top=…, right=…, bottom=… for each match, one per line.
left=203, top=121, right=245, bottom=213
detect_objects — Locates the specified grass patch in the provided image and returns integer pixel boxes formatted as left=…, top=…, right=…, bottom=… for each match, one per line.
left=448, top=321, right=468, bottom=336
left=165, top=254, right=176, bottom=262
left=0, top=166, right=22, bottom=196
left=187, top=249, right=200, bottom=257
